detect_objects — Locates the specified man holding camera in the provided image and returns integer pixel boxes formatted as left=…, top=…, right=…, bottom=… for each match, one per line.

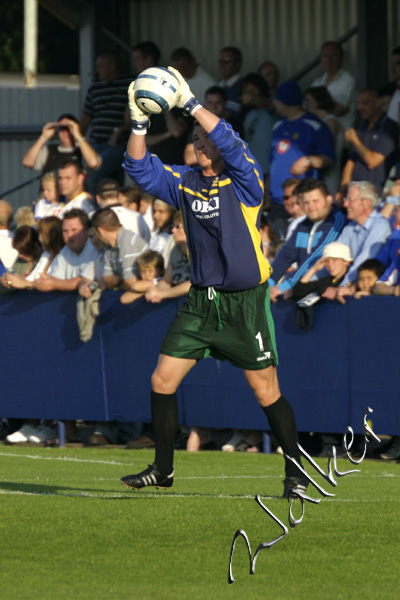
left=22, top=114, right=100, bottom=176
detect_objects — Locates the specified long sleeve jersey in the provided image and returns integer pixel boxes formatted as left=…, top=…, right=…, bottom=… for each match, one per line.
left=123, top=120, right=271, bottom=291
left=269, top=206, right=346, bottom=292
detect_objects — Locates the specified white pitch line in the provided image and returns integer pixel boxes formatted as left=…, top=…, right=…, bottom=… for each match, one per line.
left=180, top=475, right=280, bottom=479
left=0, top=451, right=279, bottom=478
left=0, top=488, right=272, bottom=500
left=1, top=451, right=399, bottom=479
left=0, top=488, right=396, bottom=502
left=0, top=451, right=127, bottom=466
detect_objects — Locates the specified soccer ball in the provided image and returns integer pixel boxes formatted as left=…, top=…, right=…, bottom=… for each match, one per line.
left=134, top=67, right=180, bottom=114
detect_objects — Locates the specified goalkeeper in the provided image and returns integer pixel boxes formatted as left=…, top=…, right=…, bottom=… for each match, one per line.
left=121, top=67, right=307, bottom=499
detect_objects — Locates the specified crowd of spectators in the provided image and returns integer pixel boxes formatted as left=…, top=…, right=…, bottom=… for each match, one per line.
left=1, top=38, right=400, bottom=460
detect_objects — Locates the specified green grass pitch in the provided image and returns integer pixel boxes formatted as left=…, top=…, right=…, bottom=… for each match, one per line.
left=0, top=446, right=399, bottom=599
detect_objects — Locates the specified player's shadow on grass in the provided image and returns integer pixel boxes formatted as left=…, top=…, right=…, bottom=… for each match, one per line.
left=0, top=481, right=122, bottom=496
left=0, top=482, right=283, bottom=500
left=119, top=491, right=283, bottom=500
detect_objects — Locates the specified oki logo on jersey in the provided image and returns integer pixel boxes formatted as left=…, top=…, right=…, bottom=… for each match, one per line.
left=192, top=196, right=219, bottom=215
left=277, top=139, right=290, bottom=154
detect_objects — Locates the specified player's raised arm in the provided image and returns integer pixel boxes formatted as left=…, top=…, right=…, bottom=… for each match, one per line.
left=167, top=66, right=220, bottom=134
left=126, top=81, right=150, bottom=160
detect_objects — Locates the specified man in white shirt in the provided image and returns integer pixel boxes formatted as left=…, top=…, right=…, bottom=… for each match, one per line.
left=311, top=41, right=357, bottom=130
left=171, top=47, right=216, bottom=103
left=95, top=179, right=150, bottom=242
left=35, top=208, right=98, bottom=292
left=57, top=162, right=93, bottom=217
left=0, top=200, right=18, bottom=270
left=91, top=207, right=148, bottom=290
left=139, top=192, right=155, bottom=232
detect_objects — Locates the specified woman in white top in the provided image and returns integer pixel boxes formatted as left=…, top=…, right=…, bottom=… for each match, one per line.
left=2, top=217, right=64, bottom=289
left=304, top=86, right=343, bottom=197
left=149, top=199, right=176, bottom=266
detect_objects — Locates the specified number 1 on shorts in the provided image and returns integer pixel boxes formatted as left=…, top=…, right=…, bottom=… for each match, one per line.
left=255, top=331, right=264, bottom=352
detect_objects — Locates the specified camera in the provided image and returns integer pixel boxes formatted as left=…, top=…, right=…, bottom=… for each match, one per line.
left=297, top=292, right=321, bottom=308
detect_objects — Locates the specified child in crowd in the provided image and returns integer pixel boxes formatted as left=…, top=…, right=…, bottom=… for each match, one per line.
left=292, top=241, right=353, bottom=299
left=145, top=211, right=191, bottom=302
left=14, top=206, right=35, bottom=227
left=354, top=258, right=385, bottom=298
left=34, top=172, right=64, bottom=220
left=120, top=249, right=164, bottom=305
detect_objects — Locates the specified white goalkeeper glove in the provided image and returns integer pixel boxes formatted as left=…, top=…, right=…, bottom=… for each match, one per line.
left=128, top=81, right=150, bottom=135
left=167, top=66, right=202, bottom=117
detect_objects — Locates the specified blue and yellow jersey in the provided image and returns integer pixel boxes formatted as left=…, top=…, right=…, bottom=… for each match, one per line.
left=269, top=112, right=336, bottom=204
left=123, top=119, right=271, bottom=291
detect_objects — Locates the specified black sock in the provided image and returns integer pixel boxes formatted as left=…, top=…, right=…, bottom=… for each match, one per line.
left=151, top=391, right=178, bottom=475
left=263, top=395, right=303, bottom=478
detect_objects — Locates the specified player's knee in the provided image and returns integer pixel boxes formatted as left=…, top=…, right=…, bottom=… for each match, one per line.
left=151, top=368, right=175, bottom=394
left=250, top=379, right=281, bottom=407
left=255, top=389, right=280, bottom=407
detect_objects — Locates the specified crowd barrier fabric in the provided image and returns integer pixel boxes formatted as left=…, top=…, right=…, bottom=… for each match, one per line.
left=0, top=291, right=398, bottom=434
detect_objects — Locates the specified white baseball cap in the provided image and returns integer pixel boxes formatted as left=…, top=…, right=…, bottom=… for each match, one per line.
left=323, top=242, right=353, bottom=262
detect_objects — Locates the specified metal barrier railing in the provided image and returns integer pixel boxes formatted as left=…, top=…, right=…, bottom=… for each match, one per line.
left=1, top=174, right=42, bottom=198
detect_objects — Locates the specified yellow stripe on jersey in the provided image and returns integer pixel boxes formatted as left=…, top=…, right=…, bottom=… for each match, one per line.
left=164, top=165, right=181, bottom=178
left=240, top=202, right=272, bottom=283
left=219, top=120, right=264, bottom=195
left=243, top=152, right=264, bottom=193
left=218, top=178, right=232, bottom=187
left=183, top=178, right=230, bottom=200
left=179, top=185, right=208, bottom=201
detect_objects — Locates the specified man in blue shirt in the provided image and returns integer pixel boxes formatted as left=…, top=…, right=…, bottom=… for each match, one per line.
left=323, top=181, right=391, bottom=302
left=269, top=178, right=346, bottom=302
left=268, top=81, right=335, bottom=235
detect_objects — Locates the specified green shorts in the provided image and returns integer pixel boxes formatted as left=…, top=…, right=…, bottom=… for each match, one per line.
left=160, top=282, right=278, bottom=370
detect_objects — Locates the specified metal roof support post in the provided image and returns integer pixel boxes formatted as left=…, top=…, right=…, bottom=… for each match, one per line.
left=79, top=5, right=96, bottom=106
left=24, top=0, right=38, bottom=88
left=357, top=0, right=388, bottom=90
